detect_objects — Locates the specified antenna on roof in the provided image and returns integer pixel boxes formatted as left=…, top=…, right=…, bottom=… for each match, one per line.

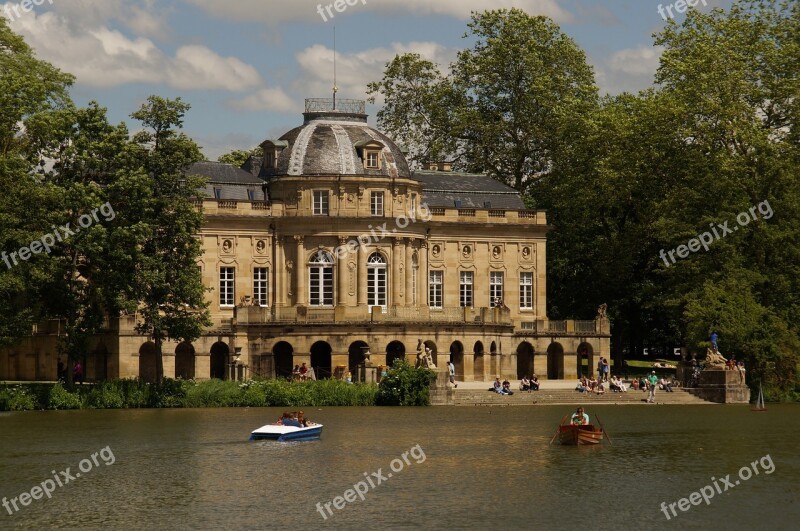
left=333, top=25, right=338, bottom=110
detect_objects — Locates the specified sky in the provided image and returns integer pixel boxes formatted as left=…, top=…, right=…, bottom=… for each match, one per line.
left=4, top=0, right=734, bottom=161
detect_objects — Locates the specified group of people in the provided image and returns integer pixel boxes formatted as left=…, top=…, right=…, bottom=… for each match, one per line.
left=520, top=375, right=540, bottom=392
left=276, top=411, right=314, bottom=428
left=575, top=375, right=609, bottom=394
left=490, top=377, right=515, bottom=395
left=596, top=357, right=610, bottom=382
left=291, top=362, right=315, bottom=381
left=57, top=358, right=83, bottom=384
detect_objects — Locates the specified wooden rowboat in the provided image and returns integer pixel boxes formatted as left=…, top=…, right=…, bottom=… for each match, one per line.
left=558, top=424, right=604, bottom=445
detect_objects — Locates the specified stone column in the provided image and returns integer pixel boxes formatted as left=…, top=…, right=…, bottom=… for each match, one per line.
left=405, top=238, right=414, bottom=307
left=357, top=241, right=367, bottom=307
left=392, top=238, right=402, bottom=306
left=419, top=241, right=428, bottom=306
left=275, top=235, right=285, bottom=306
left=337, top=237, right=348, bottom=306
left=295, top=236, right=304, bottom=306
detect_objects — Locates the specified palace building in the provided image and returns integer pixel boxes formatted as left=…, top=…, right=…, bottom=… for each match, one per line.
left=1, top=99, right=609, bottom=383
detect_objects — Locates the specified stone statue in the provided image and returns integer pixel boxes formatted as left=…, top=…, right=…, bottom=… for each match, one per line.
left=704, top=348, right=728, bottom=370
left=597, top=303, right=607, bottom=319
left=415, top=339, right=436, bottom=369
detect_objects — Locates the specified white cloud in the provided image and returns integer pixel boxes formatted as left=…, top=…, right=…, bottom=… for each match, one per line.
left=7, top=9, right=262, bottom=91
left=293, top=41, right=457, bottom=101
left=185, top=0, right=572, bottom=24
left=227, top=87, right=299, bottom=112
left=596, top=45, right=663, bottom=95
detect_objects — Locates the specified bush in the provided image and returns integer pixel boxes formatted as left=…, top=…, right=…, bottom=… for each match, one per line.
left=0, top=385, right=38, bottom=411
left=376, top=360, right=435, bottom=406
left=48, top=383, right=82, bottom=410
left=84, top=383, right=125, bottom=409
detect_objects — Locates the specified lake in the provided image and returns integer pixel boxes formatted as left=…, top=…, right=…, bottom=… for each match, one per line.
left=1, top=405, right=798, bottom=529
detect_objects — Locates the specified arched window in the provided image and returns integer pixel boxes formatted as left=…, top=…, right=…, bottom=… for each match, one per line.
left=367, top=252, right=387, bottom=310
left=309, top=251, right=334, bottom=306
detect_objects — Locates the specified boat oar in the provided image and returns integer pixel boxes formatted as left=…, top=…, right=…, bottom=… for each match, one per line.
left=549, top=415, right=569, bottom=445
left=594, top=413, right=613, bottom=445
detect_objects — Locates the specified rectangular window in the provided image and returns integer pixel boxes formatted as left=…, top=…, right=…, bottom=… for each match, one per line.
left=213, top=188, right=222, bottom=200
left=309, top=266, right=334, bottom=306
left=254, top=267, right=269, bottom=307
left=459, top=271, right=473, bottom=308
left=490, top=271, right=504, bottom=307
left=366, top=151, right=380, bottom=169
left=371, top=191, right=384, bottom=216
left=411, top=194, right=417, bottom=214
left=429, top=270, right=443, bottom=309
left=265, top=151, right=275, bottom=169
left=313, top=191, right=329, bottom=215
left=247, top=189, right=256, bottom=201
left=220, top=267, right=235, bottom=307
left=519, top=272, right=533, bottom=310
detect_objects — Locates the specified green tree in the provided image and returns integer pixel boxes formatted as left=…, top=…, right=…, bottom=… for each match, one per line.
left=218, top=147, right=263, bottom=167
left=368, top=8, right=598, bottom=194
left=109, top=96, right=211, bottom=382
left=0, top=18, right=74, bottom=345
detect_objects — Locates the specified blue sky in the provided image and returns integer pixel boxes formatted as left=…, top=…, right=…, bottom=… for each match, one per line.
left=5, top=0, right=733, bottom=160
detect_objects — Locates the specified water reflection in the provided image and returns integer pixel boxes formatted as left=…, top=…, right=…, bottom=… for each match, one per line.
left=1, top=405, right=798, bottom=529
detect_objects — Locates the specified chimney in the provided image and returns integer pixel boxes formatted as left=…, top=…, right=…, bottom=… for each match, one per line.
left=427, top=161, right=452, bottom=172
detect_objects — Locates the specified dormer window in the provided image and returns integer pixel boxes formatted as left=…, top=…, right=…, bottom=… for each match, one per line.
left=260, top=139, right=288, bottom=170
left=354, top=139, right=385, bottom=170
left=366, top=151, right=380, bottom=169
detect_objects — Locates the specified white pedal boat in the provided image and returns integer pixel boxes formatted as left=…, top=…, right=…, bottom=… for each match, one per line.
left=250, top=423, right=323, bottom=441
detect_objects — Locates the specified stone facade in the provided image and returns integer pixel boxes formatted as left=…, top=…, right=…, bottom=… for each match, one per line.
left=0, top=99, right=609, bottom=383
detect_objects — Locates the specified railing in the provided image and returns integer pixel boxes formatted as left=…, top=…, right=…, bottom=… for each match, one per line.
left=429, top=207, right=446, bottom=216
left=234, top=305, right=512, bottom=325
left=192, top=199, right=204, bottom=209
left=520, top=321, right=535, bottom=330
left=305, top=98, right=366, bottom=114
left=488, top=210, right=506, bottom=218
left=548, top=320, right=567, bottom=333
left=458, top=209, right=476, bottom=217
left=251, top=201, right=270, bottom=210
left=518, top=210, right=537, bottom=218
left=575, top=320, right=597, bottom=333
left=218, top=201, right=238, bottom=209
left=385, top=306, right=425, bottom=321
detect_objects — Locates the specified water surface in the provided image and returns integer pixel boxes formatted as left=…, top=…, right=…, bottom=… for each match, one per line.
left=1, top=406, right=798, bottom=530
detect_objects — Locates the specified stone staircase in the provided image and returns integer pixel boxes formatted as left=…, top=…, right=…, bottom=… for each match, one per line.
left=453, top=387, right=714, bottom=406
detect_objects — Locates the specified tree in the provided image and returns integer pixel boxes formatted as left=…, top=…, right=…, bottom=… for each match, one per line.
left=108, top=96, right=211, bottom=382
left=0, top=17, right=75, bottom=345
left=368, top=8, right=598, bottom=194
left=218, top=147, right=263, bottom=167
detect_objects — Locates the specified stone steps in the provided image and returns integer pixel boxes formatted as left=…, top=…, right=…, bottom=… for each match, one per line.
left=453, top=388, right=713, bottom=406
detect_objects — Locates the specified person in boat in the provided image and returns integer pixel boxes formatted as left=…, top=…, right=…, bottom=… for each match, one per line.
left=282, top=412, right=303, bottom=428
left=297, top=411, right=315, bottom=427
left=570, top=407, right=590, bottom=425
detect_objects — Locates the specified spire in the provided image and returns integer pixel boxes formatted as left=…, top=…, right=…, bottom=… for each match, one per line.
left=332, top=25, right=338, bottom=110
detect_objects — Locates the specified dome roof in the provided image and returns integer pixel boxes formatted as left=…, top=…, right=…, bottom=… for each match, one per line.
left=264, top=99, right=411, bottom=179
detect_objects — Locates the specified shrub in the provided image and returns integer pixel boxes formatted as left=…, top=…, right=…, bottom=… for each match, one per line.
left=376, top=360, right=435, bottom=406
left=48, top=383, right=82, bottom=410
left=84, top=383, right=125, bottom=409
left=0, top=385, right=38, bottom=411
